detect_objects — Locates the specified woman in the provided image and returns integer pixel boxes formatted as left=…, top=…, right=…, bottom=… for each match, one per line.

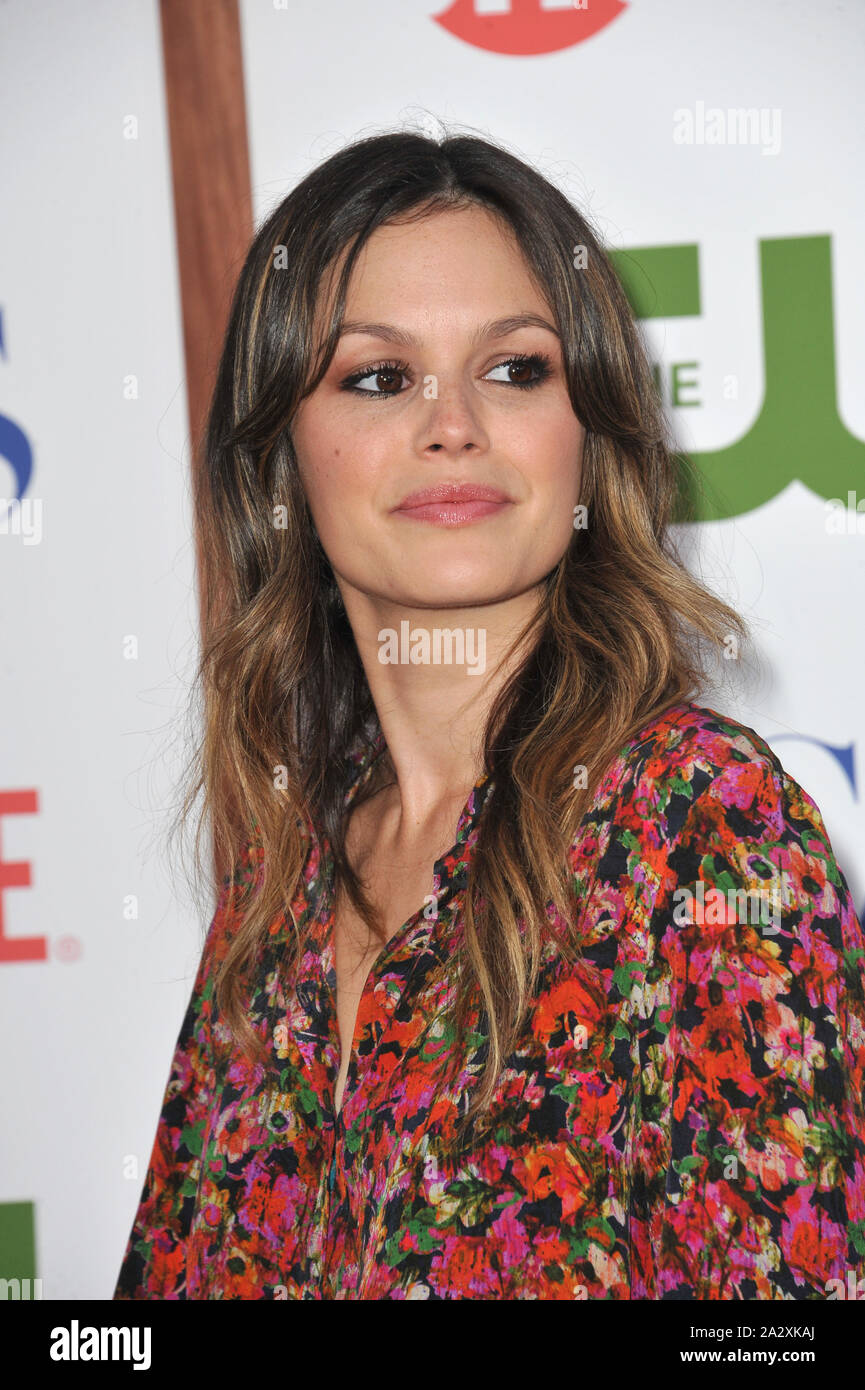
left=113, top=129, right=865, bottom=1300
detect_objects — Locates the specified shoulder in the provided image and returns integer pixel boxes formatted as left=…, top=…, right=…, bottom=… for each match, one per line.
left=568, top=699, right=861, bottom=955
left=588, top=698, right=826, bottom=851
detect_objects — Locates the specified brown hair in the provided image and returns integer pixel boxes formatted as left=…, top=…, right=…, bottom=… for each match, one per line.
left=174, top=125, right=747, bottom=1139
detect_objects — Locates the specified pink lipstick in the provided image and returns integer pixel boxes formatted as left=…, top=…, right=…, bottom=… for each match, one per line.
left=393, top=482, right=512, bottom=527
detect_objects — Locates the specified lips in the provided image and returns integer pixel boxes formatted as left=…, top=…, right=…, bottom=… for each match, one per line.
left=392, top=486, right=513, bottom=528
left=394, top=483, right=511, bottom=511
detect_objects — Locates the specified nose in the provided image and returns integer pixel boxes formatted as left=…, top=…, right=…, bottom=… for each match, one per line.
left=416, top=375, right=490, bottom=456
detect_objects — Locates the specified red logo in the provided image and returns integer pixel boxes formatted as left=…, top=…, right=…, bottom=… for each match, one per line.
left=0, top=789, right=46, bottom=962
left=434, top=0, right=627, bottom=56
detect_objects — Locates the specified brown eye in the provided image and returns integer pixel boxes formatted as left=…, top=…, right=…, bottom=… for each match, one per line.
left=341, top=359, right=412, bottom=396
left=507, top=360, right=534, bottom=385
left=485, top=353, right=553, bottom=390
left=375, top=368, right=403, bottom=394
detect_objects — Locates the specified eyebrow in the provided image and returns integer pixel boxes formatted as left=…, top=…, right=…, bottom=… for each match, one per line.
left=336, top=313, right=561, bottom=347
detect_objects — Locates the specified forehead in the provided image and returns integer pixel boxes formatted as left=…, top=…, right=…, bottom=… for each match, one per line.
left=322, top=205, right=548, bottom=331
left=356, top=205, right=527, bottom=278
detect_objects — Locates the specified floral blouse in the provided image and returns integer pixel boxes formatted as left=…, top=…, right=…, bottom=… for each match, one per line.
left=113, top=701, right=865, bottom=1299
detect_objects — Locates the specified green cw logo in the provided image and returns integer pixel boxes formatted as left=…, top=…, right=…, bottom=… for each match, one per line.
left=0, top=1201, right=37, bottom=1297
left=610, top=236, right=863, bottom=521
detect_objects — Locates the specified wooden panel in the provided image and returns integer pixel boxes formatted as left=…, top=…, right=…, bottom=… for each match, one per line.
left=159, top=1, right=254, bottom=878
left=159, top=0, right=253, bottom=459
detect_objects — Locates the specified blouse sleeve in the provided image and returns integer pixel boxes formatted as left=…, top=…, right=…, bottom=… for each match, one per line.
left=112, top=854, right=252, bottom=1300
left=630, top=753, right=865, bottom=1299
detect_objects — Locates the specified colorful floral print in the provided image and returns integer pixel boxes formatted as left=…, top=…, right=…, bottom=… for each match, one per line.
left=113, top=702, right=865, bottom=1299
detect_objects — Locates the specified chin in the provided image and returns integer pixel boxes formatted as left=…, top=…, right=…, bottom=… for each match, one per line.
left=383, top=585, right=515, bottom=609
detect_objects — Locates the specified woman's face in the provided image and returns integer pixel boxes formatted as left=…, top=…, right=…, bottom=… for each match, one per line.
left=291, top=204, right=584, bottom=612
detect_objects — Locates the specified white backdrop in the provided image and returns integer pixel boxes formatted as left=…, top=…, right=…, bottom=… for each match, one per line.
left=0, top=0, right=862, bottom=1298
left=1, top=0, right=199, bottom=1298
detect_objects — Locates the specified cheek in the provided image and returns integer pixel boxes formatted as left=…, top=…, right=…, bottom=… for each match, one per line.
left=527, top=422, right=583, bottom=544
left=531, top=417, right=583, bottom=492
left=294, top=415, right=349, bottom=507
left=296, top=434, right=380, bottom=556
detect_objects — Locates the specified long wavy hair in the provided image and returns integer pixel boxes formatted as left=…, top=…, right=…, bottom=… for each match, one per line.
left=175, top=125, right=748, bottom=1138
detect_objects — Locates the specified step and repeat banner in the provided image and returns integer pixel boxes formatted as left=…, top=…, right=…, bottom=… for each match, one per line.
left=1, top=0, right=863, bottom=1298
